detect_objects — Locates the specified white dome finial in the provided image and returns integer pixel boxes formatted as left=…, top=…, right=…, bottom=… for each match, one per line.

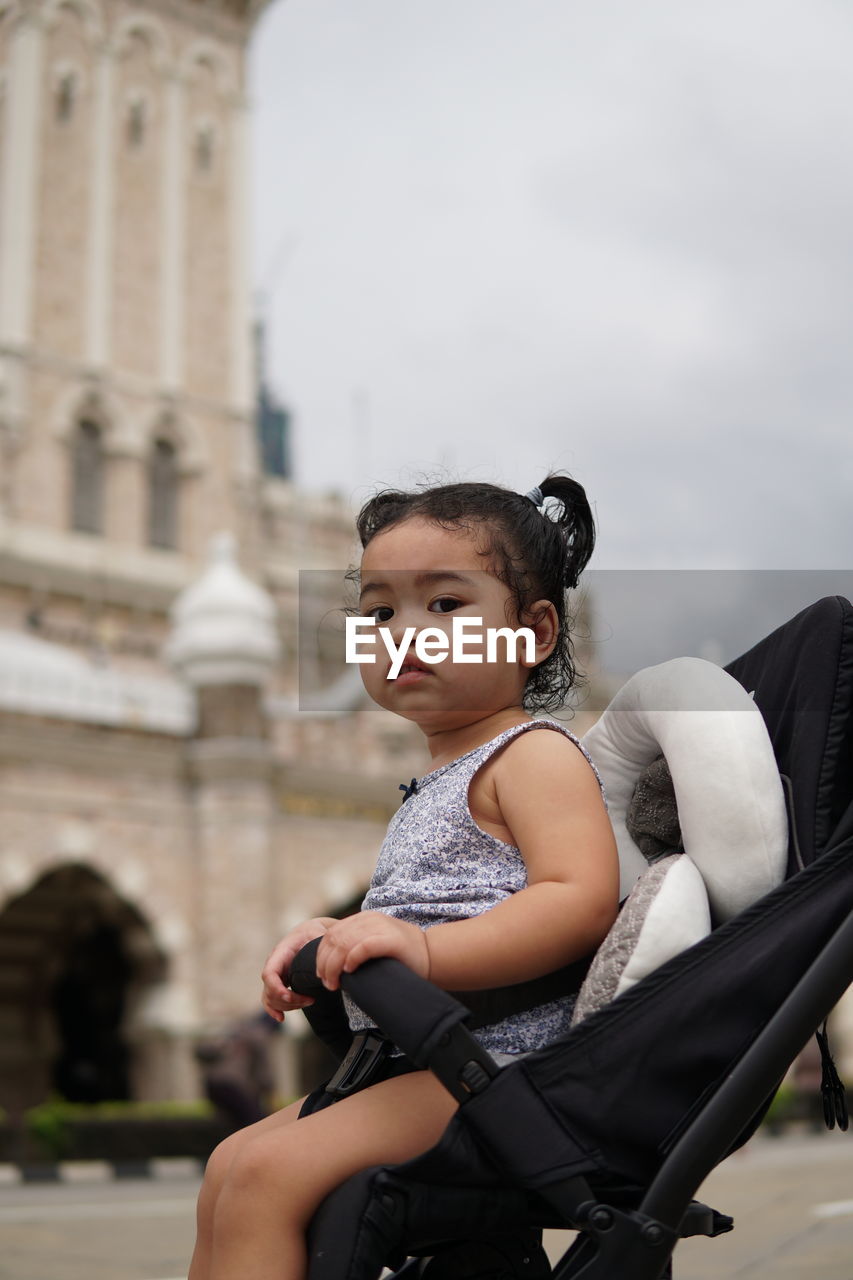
left=165, top=533, right=280, bottom=687
left=209, top=530, right=237, bottom=561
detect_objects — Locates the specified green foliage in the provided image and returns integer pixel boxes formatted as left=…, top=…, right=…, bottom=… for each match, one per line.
left=23, top=1096, right=217, bottom=1160
left=762, top=1082, right=795, bottom=1128
left=24, top=1098, right=71, bottom=1158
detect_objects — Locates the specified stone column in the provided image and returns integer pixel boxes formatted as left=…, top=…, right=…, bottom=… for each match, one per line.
left=167, top=534, right=281, bottom=1026
left=159, top=69, right=186, bottom=394
left=227, top=89, right=264, bottom=565
left=186, top=720, right=279, bottom=1023
left=104, top=446, right=145, bottom=545
left=0, top=3, right=43, bottom=349
left=227, top=91, right=252, bottom=422
left=85, top=40, right=115, bottom=370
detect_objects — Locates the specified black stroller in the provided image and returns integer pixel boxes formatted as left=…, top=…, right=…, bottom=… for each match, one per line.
left=289, top=596, right=853, bottom=1279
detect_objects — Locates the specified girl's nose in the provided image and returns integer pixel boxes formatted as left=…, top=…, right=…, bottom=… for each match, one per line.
left=383, top=611, right=415, bottom=648
left=379, top=609, right=412, bottom=655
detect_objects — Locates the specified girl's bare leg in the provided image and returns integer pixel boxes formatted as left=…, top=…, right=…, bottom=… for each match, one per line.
left=207, top=1071, right=457, bottom=1280
left=189, top=1096, right=308, bottom=1280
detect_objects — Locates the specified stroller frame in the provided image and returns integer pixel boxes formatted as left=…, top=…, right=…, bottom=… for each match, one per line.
left=291, top=596, right=853, bottom=1279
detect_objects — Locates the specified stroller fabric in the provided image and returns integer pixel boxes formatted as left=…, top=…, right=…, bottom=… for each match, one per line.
left=724, top=593, right=853, bottom=872
left=374, top=825, right=852, bottom=1204
left=570, top=851, right=710, bottom=1022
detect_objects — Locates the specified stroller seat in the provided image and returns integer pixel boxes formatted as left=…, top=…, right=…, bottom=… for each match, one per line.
left=290, top=595, right=853, bottom=1279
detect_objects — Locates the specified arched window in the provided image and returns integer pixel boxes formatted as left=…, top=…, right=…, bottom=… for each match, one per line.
left=194, top=123, right=215, bottom=174
left=127, top=96, right=146, bottom=149
left=148, top=439, right=179, bottom=549
left=55, top=70, right=77, bottom=124
left=71, top=419, right=104, bottom=534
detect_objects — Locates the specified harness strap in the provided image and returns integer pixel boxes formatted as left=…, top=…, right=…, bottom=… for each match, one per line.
left=816, top=1021, right=849, bottom=1131
left=451, top=956, right=592, bottom=1030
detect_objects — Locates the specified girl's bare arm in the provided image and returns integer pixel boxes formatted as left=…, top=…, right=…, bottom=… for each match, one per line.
left=316, top=732, right=619, bottom=993
left=427, top=731, right=617, bottom=988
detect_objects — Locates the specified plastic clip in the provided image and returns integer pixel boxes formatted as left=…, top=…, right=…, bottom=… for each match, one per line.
left=325, top=1030, right=394, bottom=1099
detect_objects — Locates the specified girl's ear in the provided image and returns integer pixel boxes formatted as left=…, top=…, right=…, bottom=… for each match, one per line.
left=521, top=600, right=559, bottom=668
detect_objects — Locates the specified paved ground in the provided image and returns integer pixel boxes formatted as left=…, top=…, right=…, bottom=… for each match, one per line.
left=0, top=1171, right=198, bottom=1280
left=0, top=1132, right=850, bottom=1278
left=545, top=1131, right=853, bottom=1278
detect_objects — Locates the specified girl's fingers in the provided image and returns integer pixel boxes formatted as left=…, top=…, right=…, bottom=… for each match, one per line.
left=261, top=988, right=315, bottom=1020
left=261, top=920, right=331, bottom=989
left=261, top=967, right=288, bottom=997
left=263, top=1000, right=284, bottom=1024
left=317, top=930, right=366, bottom=990
left=282, top=990, right=315, bottom=1008
left=341, top=938, right=377, bottom=973
left=259, top=919, right=334, bottom=1017
left=316, top=938, right=345, bottom=990
left=260, top=964, right=291, bottom=1001
left=261, top=977, right=291, bottom=1009
left=317, top=924, right=402, bottom=988
left=261, top=957, right=316, bottom=1013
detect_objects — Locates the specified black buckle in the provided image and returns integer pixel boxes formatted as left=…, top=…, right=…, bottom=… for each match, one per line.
left=325, top=1030, right=394, bottom=1099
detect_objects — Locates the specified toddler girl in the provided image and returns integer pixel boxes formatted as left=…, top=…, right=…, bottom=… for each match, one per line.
left=189, top=474, right=619, bottom=1280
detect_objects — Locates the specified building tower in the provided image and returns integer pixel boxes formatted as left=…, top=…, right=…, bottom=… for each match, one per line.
left=0, top=0, right=278, bottom=1116
left=0, top=0, right=260, bottom=585
left=0, top=0, right=423, bottom=1125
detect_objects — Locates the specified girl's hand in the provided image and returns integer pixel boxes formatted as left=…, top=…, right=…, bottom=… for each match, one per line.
left=315, top=912, right=431, bottom=991
left=261, top=918, right=337, bottom=1022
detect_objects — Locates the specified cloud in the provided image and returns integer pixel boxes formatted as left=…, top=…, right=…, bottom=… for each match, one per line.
left=249, top=0, right=853, bottom=572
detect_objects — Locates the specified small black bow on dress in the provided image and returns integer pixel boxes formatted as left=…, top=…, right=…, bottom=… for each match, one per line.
left=399, top=778, right=419, bottom=802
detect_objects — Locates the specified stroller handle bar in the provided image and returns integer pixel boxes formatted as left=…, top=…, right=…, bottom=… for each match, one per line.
left=289, top=937, right=472, bottom=1067
left=289, top=938, right=502, bottom=1101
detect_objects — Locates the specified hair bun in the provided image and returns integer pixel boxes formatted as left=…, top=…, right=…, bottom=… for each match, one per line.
left=537, top=474, right=595, bottom=589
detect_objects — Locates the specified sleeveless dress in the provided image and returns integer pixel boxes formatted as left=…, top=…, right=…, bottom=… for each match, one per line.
left=343, top=720, right=605, bottom=1056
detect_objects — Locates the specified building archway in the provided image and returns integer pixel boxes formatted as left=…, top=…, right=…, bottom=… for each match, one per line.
left=0, top=863, right=166, bottom=1121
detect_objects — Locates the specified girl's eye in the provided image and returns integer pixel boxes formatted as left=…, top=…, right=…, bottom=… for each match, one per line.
left=429, top=597, right=461, bottom=614
left=366, top=605, right=394, bottom=623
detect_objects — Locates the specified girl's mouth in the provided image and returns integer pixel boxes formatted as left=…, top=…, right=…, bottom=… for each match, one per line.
left=394, top=660, right=431, bottom=684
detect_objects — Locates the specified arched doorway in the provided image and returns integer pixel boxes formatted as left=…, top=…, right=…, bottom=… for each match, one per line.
left=0, top=864, right=166, bottom=1121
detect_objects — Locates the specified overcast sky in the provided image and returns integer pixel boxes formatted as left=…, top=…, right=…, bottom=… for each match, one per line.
left=247, top=0, right=852, bottom=644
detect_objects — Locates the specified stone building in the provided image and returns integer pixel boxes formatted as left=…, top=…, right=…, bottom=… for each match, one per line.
left=0, top=0, right=434, bottom=1118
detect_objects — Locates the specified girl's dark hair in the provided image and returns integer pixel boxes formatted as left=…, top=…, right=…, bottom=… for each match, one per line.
left=355, top=474, right=595, bottom=713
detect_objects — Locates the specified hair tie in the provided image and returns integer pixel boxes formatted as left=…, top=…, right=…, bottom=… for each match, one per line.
left=523, top=485, right=544, bottom=509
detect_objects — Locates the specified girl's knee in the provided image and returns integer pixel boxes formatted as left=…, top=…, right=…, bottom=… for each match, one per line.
left=216, top=1128, right=326, bottom=1229
left=203, top=1128, right=242, bottom=1187
left=212, top=1142, right=299, bottom=1248
left=222, top=1132, right=289, bottom=1197
left=198, top=1124, right=259, bottom=1218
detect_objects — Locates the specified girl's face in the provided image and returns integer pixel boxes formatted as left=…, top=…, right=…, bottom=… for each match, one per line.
left=356, top=517, right=556, bottom=733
